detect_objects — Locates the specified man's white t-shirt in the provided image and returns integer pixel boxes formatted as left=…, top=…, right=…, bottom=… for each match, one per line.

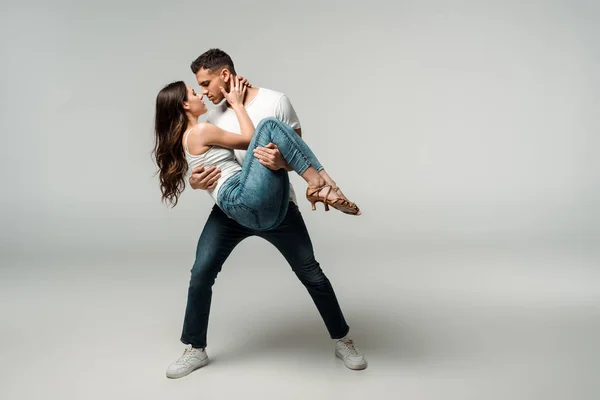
left=206, top=87, right=301, bottom=205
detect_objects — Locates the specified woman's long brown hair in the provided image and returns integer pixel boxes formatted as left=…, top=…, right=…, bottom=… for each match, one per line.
left=152, top=81, right=189, bottom=207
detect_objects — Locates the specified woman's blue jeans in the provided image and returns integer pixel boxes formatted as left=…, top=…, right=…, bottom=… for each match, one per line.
left=217, top=117, right=324, bottom=231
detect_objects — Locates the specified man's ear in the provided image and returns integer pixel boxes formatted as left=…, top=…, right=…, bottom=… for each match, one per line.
left=220, top=68, right=232, bottom=83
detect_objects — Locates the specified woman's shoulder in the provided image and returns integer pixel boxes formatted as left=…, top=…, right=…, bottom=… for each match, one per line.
left=192, top=122, right=218, bottom=135
left=187, top=123, right=211, bottom=144
left=186, top=123, right=214, bottom=155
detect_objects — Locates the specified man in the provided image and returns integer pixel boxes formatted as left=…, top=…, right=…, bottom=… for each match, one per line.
left=166, top=49, right=367, bottom=379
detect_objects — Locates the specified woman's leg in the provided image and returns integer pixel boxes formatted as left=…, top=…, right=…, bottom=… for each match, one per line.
left=220, top=117, right=358, bottom=229
left=232, top=117, right=330, bottom=205
left=218, top=135, right=291, bottom=231
left=221, top=117, right=329, bottom=229
left=253, top=117, right=324, bottom=176
left=249, top=118, right=359, bottom=214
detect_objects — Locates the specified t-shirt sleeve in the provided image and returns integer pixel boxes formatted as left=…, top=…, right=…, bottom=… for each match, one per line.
left=275, top=95, right=301, bottom=130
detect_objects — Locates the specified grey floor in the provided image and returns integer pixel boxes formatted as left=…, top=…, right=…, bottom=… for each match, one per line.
left=2, top=237, right=599, bottom=400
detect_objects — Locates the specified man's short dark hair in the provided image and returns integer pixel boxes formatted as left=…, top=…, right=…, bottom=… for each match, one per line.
left=190, top=48, right=236, bottom=75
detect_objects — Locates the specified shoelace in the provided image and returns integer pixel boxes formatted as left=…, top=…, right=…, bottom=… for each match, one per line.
left=177, top=348, right=194, bottom=364
left=340, top=339, right=360, bottom=357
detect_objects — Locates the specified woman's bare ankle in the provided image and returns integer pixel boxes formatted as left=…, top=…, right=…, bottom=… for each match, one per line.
left=307, top=176, right=326, bottom=188
left=318, top=170, right=336, bottom=185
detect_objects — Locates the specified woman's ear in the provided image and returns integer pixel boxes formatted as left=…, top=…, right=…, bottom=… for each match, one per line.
left=182, top=101, right=190, bottom=110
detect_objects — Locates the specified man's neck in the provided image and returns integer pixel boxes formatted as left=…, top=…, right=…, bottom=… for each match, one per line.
left=226, top=87, right=259, bottom=109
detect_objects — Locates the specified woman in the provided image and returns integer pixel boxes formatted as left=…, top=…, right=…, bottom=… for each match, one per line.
left=153, top=77, right=360, bottom=231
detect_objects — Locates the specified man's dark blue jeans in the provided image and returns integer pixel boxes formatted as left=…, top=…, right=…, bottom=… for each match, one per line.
left=180, top=201, right=350, bottom=348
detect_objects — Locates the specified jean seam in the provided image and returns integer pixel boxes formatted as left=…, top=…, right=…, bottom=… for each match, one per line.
left=267, top=120, right=312, bottom=173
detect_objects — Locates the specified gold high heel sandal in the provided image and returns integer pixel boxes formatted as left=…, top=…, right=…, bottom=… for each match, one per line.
left=306, top=184, right=361, bottom=215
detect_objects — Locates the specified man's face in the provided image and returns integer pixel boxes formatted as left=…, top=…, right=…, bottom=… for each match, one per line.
left=195, top=67, right=231, bottom=104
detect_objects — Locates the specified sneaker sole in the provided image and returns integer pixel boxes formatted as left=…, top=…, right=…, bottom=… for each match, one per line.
left=166, top=358, right=209, bottom=379
left=335, top=350, right=367, bottom=370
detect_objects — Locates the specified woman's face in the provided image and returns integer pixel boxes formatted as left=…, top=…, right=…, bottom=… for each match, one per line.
left=183, top=85, right=207, bottom=116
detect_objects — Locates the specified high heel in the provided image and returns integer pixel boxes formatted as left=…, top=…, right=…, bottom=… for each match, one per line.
left=307, top=185, right=331, bottom=211
left=306, top=184, right=361, bottom=215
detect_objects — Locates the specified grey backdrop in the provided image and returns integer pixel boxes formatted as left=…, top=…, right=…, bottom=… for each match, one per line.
left=1, top=0, right=598, bottom=261
left=1, top=0, right=599, bottom=399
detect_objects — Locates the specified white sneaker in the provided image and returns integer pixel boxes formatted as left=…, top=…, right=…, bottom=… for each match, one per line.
left=335, top=338, right=367, bottom=370
left=166, top=346, right=209, bottom=379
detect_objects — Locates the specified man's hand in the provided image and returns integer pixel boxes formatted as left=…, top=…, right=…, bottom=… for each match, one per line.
left=253, top=143, right=290, bottom=171
left=189, top=165, right=221, bottom=190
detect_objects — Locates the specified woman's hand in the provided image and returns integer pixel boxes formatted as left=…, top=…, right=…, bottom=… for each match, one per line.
left=237, top=76, right=252, bottom=87
left=220, top=76, right=247, bottom=107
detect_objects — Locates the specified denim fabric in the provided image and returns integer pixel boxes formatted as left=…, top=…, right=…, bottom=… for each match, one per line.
left=218, top=117, right=325, bottom=231
left=180, top=202, right=350, bottom=348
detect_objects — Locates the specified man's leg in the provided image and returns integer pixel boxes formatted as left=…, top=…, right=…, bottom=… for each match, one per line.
left=181, top=204, right=253, bottom=347
left=257, top=202, right=349, bottom=339
left=258, top=202, right=367, bottom=370
left=167, top=204, right=252, bottom=379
